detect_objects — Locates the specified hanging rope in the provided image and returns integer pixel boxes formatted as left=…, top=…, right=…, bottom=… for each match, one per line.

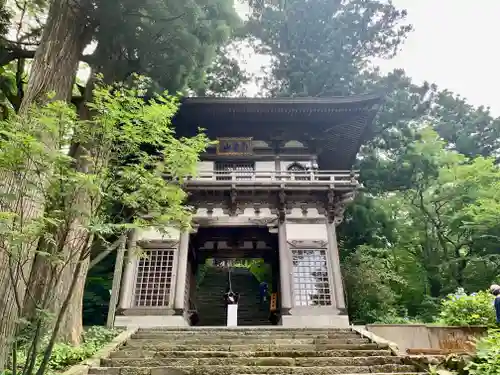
left=227, top=263, right=233, bottom=293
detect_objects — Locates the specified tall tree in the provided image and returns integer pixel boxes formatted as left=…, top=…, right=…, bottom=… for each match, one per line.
left=247, top=0, right=412, bottom=97
left=19, top=0, right=240, bottom=345
left=0, top=0, right=93, bottom=369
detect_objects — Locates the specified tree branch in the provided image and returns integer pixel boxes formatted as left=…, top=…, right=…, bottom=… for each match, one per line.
left=124, top=11, right=186, bottom=24
left=0, top=45, right=94, bottom=67
left=0, top=45, right=35, bottom=66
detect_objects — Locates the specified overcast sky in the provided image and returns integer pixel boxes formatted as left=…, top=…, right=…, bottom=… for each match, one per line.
left=376, top=0, right=499, bottom=115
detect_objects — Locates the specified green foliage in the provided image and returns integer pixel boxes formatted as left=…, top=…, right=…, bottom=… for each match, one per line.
left=6, top=326, right=119, bottom=375
left=90, top=0, right=241, bottom=93
left=83, top=252, right=115, bottom=326
left=244, top=0, right=500, bottom=324
left=466, top=330, right=500, bottom=374
left=438, top=289, right=496, bottom=327
left=340, top=126, right=500, bottom=324
left=1, top=78, right=209, bottom=375
left=248, top=260, right=273, bottom=291
left=248, top=0, right=412, bottom=97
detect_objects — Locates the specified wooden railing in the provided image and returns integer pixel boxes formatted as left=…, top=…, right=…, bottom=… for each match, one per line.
left=184, top=170, right=358, bottom=184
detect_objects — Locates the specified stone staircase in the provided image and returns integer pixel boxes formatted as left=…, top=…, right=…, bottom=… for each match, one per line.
left=91, top=328, right=426, bottom=375
left=196, top=267, right=271, bottom=326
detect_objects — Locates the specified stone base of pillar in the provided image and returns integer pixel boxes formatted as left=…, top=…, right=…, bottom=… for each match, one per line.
left=115, top=315, right=190, bottom=328
left=281, top=314, right=349, bottom=328
left=280, top=307, right=291, bottom=316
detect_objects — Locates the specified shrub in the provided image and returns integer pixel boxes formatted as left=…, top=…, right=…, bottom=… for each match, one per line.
left=49, top=326, right=119, bottom=370
left=374, top=315, right=424, bottom=325
left=466, top=330, right=500, bottom=374
left=8, top=326, right=120, bottom=374
left=438, top=288, right=496, bottom=326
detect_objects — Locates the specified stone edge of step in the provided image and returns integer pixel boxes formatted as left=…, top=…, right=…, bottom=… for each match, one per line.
left=60, top=328, right=137, bottom=375
left=89, top=364, right=421, bottom=374
left=109, top=349, right=394, bottom=358
left=100, top=355, right=408, bottom=367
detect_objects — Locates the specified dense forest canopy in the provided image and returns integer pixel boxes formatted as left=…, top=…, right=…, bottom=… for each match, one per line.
left=0, top=0, right=499, bottom=373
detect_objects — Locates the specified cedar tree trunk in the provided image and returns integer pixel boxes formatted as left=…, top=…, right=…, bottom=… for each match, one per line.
left=0, top=0, right=92, bottom=370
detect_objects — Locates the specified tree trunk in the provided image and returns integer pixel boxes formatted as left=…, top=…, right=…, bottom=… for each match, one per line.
left=19, top=0, right=93, bottom=112
left=47, top=40, right=125, bottom=343
left=0, top=0, right=92, bottom=370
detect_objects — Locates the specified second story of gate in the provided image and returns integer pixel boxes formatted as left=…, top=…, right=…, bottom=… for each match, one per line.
left=171, top=94, right=383, bottom=192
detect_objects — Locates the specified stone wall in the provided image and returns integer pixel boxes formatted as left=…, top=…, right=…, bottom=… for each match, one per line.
left=365, top=324, right=488, bottom=354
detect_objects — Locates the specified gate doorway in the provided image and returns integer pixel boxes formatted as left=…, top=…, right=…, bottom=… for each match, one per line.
left=186, top=226, right=280, bottom=326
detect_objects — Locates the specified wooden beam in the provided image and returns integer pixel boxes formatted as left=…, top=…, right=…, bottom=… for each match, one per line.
left=106, top=234, right=128, bottom=328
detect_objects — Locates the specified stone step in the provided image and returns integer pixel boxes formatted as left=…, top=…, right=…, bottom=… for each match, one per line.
left=136, top=328, right=354, bottom=333
left=123, top=342, right=384, bottom=351
left=102, top=356, right=407, bottom=367
left=130, top=335, right=364, bottom=344
left=126, top=338, right=370, bottom=346
left=132, top=332, right=360, bottom=339
left=90, top=364, right=419, bottom=375
left=110, top=349, right=393, bottom=359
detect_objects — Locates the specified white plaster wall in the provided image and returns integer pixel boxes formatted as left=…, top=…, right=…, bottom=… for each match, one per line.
left=285, top=223, right=328, bottom=241
left=137, top=227, right=180, bottom=242
left=255, top=161, right=275, bottom=178
left=197, top=161, right=214, bottom=174
left=255, top=161, right=275, bottom=171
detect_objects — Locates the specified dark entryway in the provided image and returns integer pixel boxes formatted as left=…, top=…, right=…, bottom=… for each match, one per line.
left=186, top=226, right=279, bottom=326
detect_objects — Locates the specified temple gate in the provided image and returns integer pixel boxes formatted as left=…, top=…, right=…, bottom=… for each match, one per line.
left=113, top=94, right=383, bottom=328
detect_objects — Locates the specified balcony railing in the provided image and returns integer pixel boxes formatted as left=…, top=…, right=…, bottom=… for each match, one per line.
left=182, top=170, right=359, bottom=188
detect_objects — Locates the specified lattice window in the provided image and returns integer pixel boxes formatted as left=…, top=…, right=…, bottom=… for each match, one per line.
left=291, top=249, right=332, bottom=306
left=215, top=162, right=255, bottom=181
left=134, top=249, right=175, bottom=307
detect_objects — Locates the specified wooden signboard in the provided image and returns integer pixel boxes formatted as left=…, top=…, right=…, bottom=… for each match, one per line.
left=216, top=137, right=253, bottom=155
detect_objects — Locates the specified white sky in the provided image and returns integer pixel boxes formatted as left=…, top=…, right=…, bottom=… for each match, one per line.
left=376, top=0, right=500, bottom=115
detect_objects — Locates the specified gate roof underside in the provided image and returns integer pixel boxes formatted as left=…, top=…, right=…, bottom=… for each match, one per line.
left=172, top=93, right=384, bottom=170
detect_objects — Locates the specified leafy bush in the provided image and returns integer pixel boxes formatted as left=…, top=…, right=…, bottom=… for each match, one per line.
left=438, top=288, right=496, bottom=326
left=49, top=326, right=119, bottom=370
left=248, top=260, right=273, bottom=291
left=8, top=326, right=120, bottom=374
left=466, top=330, right=500, bottom=374
left=374, top=314, right=424, bottom=324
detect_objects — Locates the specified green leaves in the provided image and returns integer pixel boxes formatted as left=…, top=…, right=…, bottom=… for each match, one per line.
left=248, top=0, right=411, bottom=97
left=466, top=330, right=500, bottom=374
left=438, top=289, right=496, bottom=327
left=0, top=77, right=209, bottom=265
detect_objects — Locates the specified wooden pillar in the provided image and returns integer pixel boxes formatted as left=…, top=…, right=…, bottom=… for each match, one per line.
left=326, top=220, right=346, bottom=311
left=278, top=221, right=292, bottom=312
left=106, top=235, right=127, bottom=328
left=118, top=229, right=138, bottom=309
left=174, top=231, right=190, bottom=311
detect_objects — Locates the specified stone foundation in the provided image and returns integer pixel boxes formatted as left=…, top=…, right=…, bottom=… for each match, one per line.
left=114, top=315, right=189, bottom=328
left=281, top=314, right=349, bottom=328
